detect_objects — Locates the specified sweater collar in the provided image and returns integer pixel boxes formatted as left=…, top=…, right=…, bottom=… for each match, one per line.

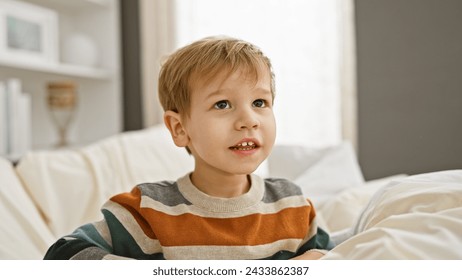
left=177, top=173, right=265, bottom=213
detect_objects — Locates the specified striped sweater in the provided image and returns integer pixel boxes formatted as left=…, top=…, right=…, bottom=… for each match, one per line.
left=44, top=173, right=333, bottom=260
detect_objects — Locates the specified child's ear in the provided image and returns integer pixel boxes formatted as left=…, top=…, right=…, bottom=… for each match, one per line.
left=164, top=110, right=189, bottom=148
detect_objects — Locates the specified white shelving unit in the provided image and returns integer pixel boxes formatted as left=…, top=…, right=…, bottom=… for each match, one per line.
left=0, top=56, right=111, bottom=79
left=0, top=0, right=121, bottom=156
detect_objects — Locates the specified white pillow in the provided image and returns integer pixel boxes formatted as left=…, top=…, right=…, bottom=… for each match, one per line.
left=267, top=142, right=365, bottom=207
left=0, top=156, right=55, bottom=259
left=119, top=125, right=194, bottom=184
left=267, top=144, right=330, bottom=180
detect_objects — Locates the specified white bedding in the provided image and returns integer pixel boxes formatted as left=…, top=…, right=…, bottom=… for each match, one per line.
left=0, top=157, right=55, bottom=259
left=2, top=124, right=461, bottom=260
left=15, top=126, right=194, bottom=238
left=322, top=170, right=462, bottom=259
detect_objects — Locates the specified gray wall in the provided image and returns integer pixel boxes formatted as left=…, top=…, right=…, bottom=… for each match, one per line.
left=355, top=0, right=462, bottom=180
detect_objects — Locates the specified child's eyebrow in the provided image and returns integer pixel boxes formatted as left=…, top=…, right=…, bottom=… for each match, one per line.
left=204, top=89, right=227, bottom=100
left=204, top=87, right=272, bottom=100
left=254, top=88, right=272, bottom=95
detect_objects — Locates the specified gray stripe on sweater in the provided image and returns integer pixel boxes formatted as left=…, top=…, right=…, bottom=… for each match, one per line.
left=138, top=181, right=192, bottom=206
left=137, top=177, right=303, bottom=207
left=262, top=178, right=304, bottom=203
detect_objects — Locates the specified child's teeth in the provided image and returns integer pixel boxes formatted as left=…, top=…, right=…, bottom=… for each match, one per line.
left=233, top=141, right=256, bottom=149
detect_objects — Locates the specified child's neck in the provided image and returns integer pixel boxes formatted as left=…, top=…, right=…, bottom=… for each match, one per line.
left=189, top=170, right=250, bottom=198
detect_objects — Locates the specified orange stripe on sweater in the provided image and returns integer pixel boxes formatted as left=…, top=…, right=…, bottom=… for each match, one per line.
left=111, top=189, right=316, bottom=247
left=140, top=206, right=312, bottom=246
left=110, top=188, right=157, bottom=239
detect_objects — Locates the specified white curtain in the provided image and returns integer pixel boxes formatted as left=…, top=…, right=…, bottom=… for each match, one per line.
left=142, top=0, right=356, bottom=148
left=139, top=0, right=177, bottom=126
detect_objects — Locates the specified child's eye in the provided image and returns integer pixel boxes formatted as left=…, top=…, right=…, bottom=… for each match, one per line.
left=252, top=99, right=267, bottom=108
left=214, top=100, right=230, bottom=109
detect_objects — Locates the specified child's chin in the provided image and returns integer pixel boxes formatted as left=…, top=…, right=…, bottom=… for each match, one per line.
left=232, top=165, right=261, bottom=175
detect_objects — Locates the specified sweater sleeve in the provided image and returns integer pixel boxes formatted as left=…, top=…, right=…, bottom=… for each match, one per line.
left=43, top=186, right=149, bottom=260
left=292, top=198, right=335, bottom=257
left=43, top=222, right=115, bottom=260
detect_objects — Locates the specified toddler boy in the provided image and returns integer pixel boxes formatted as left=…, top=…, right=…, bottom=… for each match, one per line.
left=44, top=36, right=333, bottom=260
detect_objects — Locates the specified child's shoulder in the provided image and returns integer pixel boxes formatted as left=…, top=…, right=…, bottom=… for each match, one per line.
left=262, top=177, right=304, bottom=198
left=263, top=177, right=302, bottom=190
left=134, top=180, right=190, bottom=205
left=136, top=180, right=177, bottom=191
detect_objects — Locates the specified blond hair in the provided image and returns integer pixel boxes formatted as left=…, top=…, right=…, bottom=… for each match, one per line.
left=158, top=36, right=275, bottom=116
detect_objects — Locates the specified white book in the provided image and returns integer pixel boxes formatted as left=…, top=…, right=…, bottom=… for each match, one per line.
left=16, top=92, right=32, bottom=157
left=6, top=78, right=22, bottom=159
left=0, top=81, right=7, bottom=156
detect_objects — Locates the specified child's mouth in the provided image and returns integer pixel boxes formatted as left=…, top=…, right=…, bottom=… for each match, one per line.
left=230, top=141, right=257, bottom=151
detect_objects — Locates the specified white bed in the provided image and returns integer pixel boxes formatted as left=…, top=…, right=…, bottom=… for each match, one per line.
left=1, top=124, right=461, bottom=259
left=321, top=170, right=462, bottom=259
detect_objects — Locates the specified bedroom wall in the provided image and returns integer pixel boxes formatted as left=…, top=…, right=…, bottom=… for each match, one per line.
left=355, top=0, right=462, bottom=180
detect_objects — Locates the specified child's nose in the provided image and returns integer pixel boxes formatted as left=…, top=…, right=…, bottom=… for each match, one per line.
left=235, top=108, right=260, bottom=130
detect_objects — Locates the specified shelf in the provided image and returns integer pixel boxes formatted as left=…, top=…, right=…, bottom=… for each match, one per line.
left=0, top=0, right=121, bottom=158
left=21, top=0, right=112, bottom=11
left=0, top=58, right=111, bottom=80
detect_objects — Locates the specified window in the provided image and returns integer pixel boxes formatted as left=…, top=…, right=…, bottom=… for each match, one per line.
left=172, top=0, right=350, bottom=147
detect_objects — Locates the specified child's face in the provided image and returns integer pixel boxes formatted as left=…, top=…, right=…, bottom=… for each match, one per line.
left=184, top=67, right=276, bottom=177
